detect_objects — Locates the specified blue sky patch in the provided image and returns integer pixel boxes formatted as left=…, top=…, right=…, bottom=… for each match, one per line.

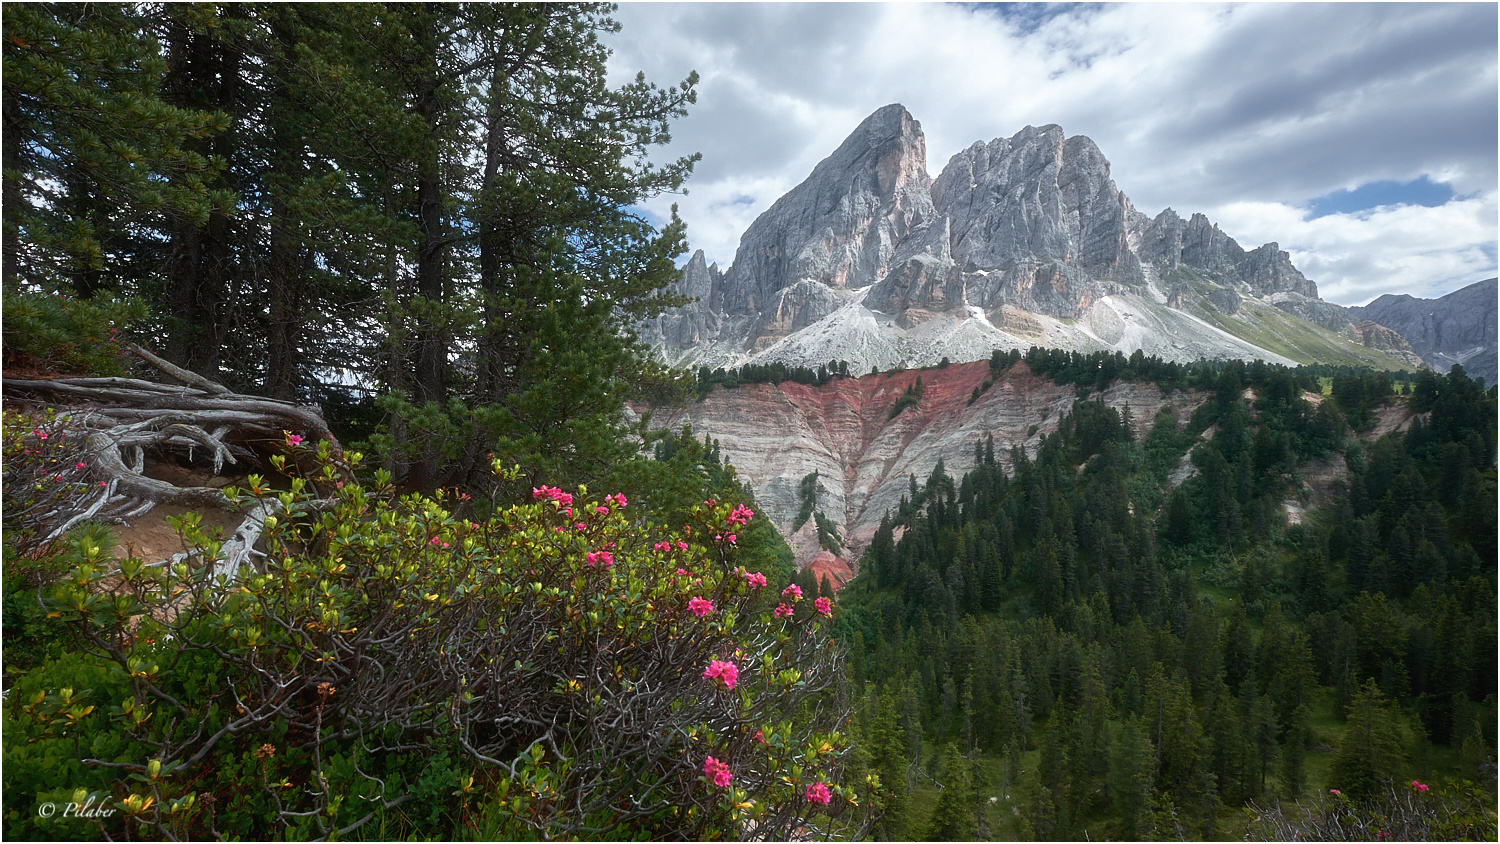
left=1306, top=176, right=1455, bottom=219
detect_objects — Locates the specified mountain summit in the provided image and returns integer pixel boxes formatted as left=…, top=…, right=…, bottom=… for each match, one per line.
left=643, top=105, right=1417, bottom=372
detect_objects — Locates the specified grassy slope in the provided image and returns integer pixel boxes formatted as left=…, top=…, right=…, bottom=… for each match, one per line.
left=1166, top=269, right=1418, bottom=371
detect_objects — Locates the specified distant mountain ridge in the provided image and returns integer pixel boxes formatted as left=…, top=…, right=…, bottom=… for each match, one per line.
left=1348, top=278, right=1497, bottom=388
left=642, top=104, right=1419, bottom=373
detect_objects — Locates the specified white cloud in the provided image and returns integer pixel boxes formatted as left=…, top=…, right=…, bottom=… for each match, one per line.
left=1210, top=194, right=1498, bottom=305
left=606, top=2, right=1497, bottom=304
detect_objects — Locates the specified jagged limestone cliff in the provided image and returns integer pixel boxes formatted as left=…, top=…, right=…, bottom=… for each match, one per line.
left=641, top=104, right=1419, bottom=374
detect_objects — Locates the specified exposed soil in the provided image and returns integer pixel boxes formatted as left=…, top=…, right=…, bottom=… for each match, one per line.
left=109, top=503, right=245, bottom=564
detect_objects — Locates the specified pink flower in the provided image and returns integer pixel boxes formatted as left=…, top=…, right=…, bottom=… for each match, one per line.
left=675, top=541, right=689, bottom=551
left=585, top=550, right=614, bottom=567
left=1411, top=780, right=1429, bottom=792
left=34, top=430, right=48, bottom=440
left=688, top=596, right=714, bottom=617
left=654, top=541, right=672, bottom=553
left=703, top=498, right=717, bottom=508
left=596, top=506, right=610, bottom=516
left=287, top=433, right=303, bottom=446
left=745, top=571, right=767, bottom=588
left=814, top=597, right=832, bottom=617
left=611, top=493, right=627, bottom=508
left=782, top=584, right=802, bottom=601
left=727, top=504, right=755, bottom=525
left=774, top=603, right=793, bottom=619
left=676, top=568, right=690, bottom=576
left=1330, top=789, right=1341, bottom=795
left=99, top=481, right=108, bottom=487
left=1377, top=832, right=1391, bottom=841
left=703, top=755, right=732, bottom=788
left=805, top=781, right=831, bottom=805
left=428, top=536, right=450, bottom=548
left=576, top=523, right=588, bottom=531
left=532, top=486, right=574, bottom=507
left=703, top=659, right=738, bottom=690
left=725, top=534, right=737, bottom=544
left=75, top=462, right=86, bottom=469
left=754, top=729, right=765, bottom=744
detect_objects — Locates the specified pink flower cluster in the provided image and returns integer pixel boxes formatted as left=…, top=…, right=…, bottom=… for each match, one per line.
left=744, top=571, right=767, bottom=588
left=814, top=597, right=832, bottom=617
left=608, top=493, right=627, bottom=508
left=1411, top=780, right=1430, bottom=792
left=805, top=781, right=831, bottom=805
left=532, top=486, right=575, bottom=508
left=428, top=536, right=451, bottom=549
left=585, top=549, right=614, bottom=567
left=653, top=541, right=672, bottom=553
left=782, top=584, right=802, bottom=601
left=703, top=755, right=732, bottom=788
left=703, top=659, right=738, bottom=690
left=714, top=533, right=737, bottom=544
left=774, top=604, right=793, bottom=619
left=688, top=596, right=715, bottom=617
left=726, top=504, right=754, bottom=526
left=286, top=433, right=303, bottom=446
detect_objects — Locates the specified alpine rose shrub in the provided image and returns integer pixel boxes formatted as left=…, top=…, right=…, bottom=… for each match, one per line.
left=20, top=451, right=872, bottom=841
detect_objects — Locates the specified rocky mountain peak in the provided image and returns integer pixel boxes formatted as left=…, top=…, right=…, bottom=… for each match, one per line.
left=644, top=105, right=1424, bottom=376
left=716, top=103, right=933, bottom=321
left=1348, top=278, right=1498, bottom=386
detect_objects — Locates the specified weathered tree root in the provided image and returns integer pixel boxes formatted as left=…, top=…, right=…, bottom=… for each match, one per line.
left=3, top=346, right=347, bottom=579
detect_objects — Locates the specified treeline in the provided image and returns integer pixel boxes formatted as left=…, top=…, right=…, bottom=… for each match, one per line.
left=837, top=362, right=1497, bottom=839
left=696, top=359, right=852, bottom=396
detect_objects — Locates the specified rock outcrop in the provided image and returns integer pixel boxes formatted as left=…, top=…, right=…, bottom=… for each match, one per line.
left=643, top=360, right=1204, bottom=575
left=644, top=104, right=1417, bottom=376
left=1348, top=278, right=1498, bottom=386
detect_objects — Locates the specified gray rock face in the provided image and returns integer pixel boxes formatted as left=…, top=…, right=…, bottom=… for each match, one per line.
left=1348, top=278, right=1498, bottom=386
left=1270, top=292, right=1354, bottom=335
left=718, top=104, right=933, bottom=323
left=1241, top=243, right=1319, bottom=299
left=1351, top=321, right=1425, bottom=369
left=645, top=104, right=1417, bottom=375
left=640, top=250, right=725, bottom=352
left=932, top=127, right=1142, bottom=289
left=865, top=216, right=963, bottom=314
left=1132, top=212, right=1319, bottom=300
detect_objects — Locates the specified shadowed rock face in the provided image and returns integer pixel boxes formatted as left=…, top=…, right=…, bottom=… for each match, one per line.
left=644, top=104, right=1407, bottom=376
left=1348, top=278, right=1499, bottom=386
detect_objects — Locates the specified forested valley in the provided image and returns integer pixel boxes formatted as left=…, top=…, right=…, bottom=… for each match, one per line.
left=1, top=3, right=1496, bottom=842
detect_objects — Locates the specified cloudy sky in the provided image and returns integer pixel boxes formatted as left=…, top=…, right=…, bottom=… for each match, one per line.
left=603, top=2, right=1497, bottom=306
